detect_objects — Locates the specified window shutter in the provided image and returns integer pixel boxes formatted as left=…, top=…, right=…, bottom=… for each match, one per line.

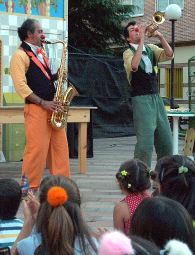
left=166, top=67, right=183, bottom=98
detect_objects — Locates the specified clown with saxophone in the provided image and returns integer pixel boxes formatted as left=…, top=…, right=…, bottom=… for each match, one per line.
left=10, top=19, right=72, bottom=192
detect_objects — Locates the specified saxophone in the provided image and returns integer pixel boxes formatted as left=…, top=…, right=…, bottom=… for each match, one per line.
left=43, top=40, right=79, bottom=129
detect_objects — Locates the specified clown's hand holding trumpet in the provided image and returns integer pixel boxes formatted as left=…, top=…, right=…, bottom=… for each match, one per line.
left=123, top=18, right=173, bottom=168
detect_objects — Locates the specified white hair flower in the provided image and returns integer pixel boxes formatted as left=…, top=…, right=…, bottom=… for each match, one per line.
left=160, top=240, right=192, bottom=255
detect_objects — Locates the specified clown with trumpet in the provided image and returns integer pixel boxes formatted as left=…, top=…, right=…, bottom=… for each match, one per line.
left=123, top=13, right=173, bottom=168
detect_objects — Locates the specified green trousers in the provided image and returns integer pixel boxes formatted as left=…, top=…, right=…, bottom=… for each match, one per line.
left=132, top=94, right=173, bottom=167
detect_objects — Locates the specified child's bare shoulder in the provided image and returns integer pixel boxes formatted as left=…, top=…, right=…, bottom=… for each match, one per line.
left=114, top=201, right=130, bottom=217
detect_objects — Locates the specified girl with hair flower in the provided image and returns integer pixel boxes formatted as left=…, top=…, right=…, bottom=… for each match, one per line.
left=113, top=159, right=151, bottom=235
left=152, top=154, right=195, bottom=222
left=12, top=175, right=98, bottom=255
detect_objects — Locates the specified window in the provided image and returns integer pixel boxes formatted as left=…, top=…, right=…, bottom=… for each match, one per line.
left=121, top=0, right=144, bottom=17
left=165, top=67, right=183, bottom=98
left=156, top=0, right=184, bottom=12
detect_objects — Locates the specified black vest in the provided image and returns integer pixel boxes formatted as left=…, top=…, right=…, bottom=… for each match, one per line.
left=129, top=45, right=159, bottom=97
left=21, top=42, right=56, bottom=103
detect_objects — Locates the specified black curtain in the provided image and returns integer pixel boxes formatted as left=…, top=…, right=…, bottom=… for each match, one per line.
left=68, top=53, right=135, bottom=138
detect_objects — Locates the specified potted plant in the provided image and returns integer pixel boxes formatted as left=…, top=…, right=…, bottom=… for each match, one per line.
left=4, top=0, right=15, bottom=12
left=31, top=0, right=37, bottom=7
left=19, top=0, right=29, bottom=13
left=30, top=0, right=46, bottom=15
left=50, top=0, right=58, bottom=12
left=37, top=0, right=46, bottom=16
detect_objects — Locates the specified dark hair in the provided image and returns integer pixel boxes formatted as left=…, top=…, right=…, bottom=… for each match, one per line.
left=17, top=18, right=38, bottom=41
left=35, top=175, right=97, bottom=255
left=123, top=21, right=136, bottom=39
left=154, top=155, right=195, bottom=219
left=116, top=159, right=151, bottom=193
left=130, top=196, right=195, bottom=251
left=130, top=235, right=160, bottom=255
left=0, top=178, right=21, bottom=220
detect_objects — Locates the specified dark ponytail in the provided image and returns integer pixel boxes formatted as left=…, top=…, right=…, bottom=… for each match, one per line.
left=17, top=18, right=38, bottom=41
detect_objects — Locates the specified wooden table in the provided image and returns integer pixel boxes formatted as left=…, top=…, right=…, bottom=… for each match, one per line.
left=0, top=106, right=97, bottom=173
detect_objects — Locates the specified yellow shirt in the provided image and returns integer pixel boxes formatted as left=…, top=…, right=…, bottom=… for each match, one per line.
left=123, top=43, right=173, bottom=83
left=10, top=48, right=32, bottom=99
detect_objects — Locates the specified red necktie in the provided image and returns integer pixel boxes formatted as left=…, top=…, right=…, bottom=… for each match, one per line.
left=36, top=48, right=44, bottom=55
left=36, top=48, right=49, bottom=67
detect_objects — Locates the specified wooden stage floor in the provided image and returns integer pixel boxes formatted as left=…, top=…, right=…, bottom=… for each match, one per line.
left=0, top=136, right=185, bottom=230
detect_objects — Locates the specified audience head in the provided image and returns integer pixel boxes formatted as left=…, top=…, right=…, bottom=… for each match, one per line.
left=160, top=239, right=193, bottom=255
left=99, top=230, right=134, bottom=255
left=130, top=196, right=195, bottom=251
left=130, top=235, right=160, bottom=255
left=0, top=178, right=21, bottom=220
left=35, top=175, right=97, bottom=255
left=153, top=155, right=195, bottom=219
left=99, top=231, right=192, bottom=255
left=116, top=159, right=151, bottom=193
left=99, top=231, right=160, bottom=255
left=17, top=18, right=39, bottom=41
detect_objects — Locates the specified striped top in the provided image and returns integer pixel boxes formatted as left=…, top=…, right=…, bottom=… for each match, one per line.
left=0, top=218, right=23, bottom=248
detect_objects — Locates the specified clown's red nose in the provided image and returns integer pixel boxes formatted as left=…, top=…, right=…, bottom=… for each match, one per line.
left=41, top=35, right=45, bottom=40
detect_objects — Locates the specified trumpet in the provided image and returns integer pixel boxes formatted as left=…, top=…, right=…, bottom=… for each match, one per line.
left=146, top=11, right=165, bottom=37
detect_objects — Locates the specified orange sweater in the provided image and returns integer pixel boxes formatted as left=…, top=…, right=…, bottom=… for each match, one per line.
left=10, top=48, right=33, bottom=99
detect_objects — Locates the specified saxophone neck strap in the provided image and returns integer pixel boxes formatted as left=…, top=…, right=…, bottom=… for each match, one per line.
left=24, top=49, right=51, bottom=80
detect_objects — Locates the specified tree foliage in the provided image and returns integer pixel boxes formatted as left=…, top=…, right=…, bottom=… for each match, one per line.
left=68, top=0, right=135, bottom=55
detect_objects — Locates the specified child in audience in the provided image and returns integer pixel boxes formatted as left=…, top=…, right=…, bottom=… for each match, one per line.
left=99, top=230, right=159, bottom=255
left=113, top=159, right=151, bottom=234
left=98, top=230, right=134, bottom=255
left=14, top=175, right=98, bottom=255
left=98, top=230, right=193, bottom=255
left=130, top=235, right=160, bottom=255
left=152, top=155, right=195, bottom=221
left=130, top=196, right=195, bottom=252
left=0, top=178, right=23, bottom=249
left=160, top=239, right=192, bottom=255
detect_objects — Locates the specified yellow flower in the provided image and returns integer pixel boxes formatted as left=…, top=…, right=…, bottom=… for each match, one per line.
left=121, top=170, right=128, bottom=176
left=178, top=166, right=188, bottom=174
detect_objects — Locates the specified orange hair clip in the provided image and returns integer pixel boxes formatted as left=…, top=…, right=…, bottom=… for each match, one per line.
left=47, top=186, right=68, bottom=207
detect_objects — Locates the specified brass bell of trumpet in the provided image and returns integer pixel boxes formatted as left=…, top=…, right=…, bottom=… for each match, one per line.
left=146, top=11, right=165, bottom=37
left=153, top=11, right=165, bottom=24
